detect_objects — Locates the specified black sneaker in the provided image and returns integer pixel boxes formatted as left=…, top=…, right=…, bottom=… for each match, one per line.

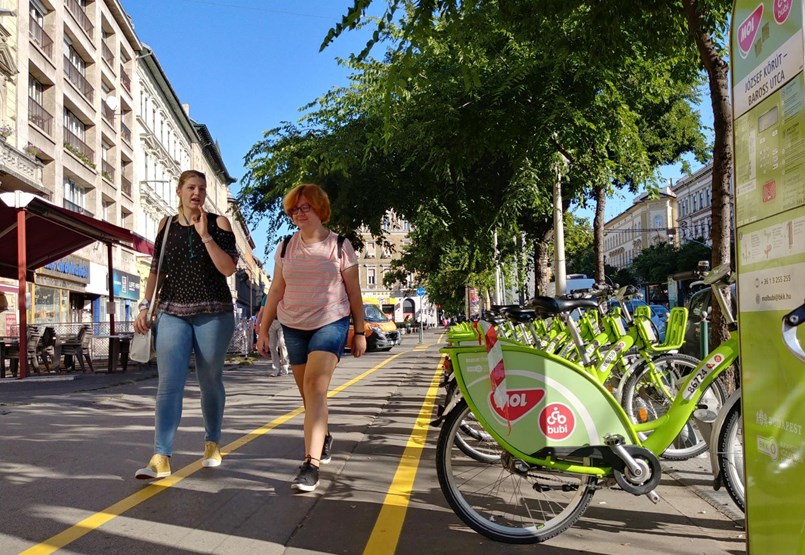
left=291, top=461, right=320, bottom=492
left=320, top=433, right=333, bottom=465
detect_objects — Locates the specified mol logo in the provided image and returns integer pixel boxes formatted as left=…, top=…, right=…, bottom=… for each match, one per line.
left=489, top=388, right=545, bottom=423
left=738, top=4, right=764, bottom=59
left=539, top=403, right=575, bottom=441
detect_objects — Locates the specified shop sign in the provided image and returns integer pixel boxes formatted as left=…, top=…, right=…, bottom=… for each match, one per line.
left=41, top=255, right=90, bottom=284
left=113, top=270, right=141, bottom=300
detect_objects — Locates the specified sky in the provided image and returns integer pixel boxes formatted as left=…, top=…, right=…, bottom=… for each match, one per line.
left=121, top=0, right=379, bottom=276
left=122, top=0, right=712, bottom=277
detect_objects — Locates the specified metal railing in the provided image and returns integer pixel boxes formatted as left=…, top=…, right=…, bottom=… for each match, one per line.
left=64, top=127, right=95, bottom=164
left=102, top=160, right=115, bottom=182
left=121, top=122, right=132, bottom=144
left=63, top=198, right=93, bottom=217
left=65, top=0, right=94, bottom=36
left=29, top=19, right=53, bottom=57
left=121, top=175, right=132, bottom=197
left=8, top=318, right=252, bottom=362
left=102, top=42, right=114, bottom=67
left=64, top=55, right=94, bottom=101
left=28, top=97, right=53, bottom=135
left=120, top=65, right=131, bottom=92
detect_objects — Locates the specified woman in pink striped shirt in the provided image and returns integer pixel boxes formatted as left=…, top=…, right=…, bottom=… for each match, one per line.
left=257, top=184, right=366, bottom=492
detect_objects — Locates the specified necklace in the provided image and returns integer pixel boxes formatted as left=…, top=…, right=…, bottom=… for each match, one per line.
left=182, top=211, right=196, bottom=259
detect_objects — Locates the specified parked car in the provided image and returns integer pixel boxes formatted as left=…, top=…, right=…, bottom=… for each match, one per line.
left=346, top=299, right=401, bottom=352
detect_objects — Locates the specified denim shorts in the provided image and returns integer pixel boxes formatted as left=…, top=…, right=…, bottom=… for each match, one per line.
left=282, top=315, right=350, bottom=366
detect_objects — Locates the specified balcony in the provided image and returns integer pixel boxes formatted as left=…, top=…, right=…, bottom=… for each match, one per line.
left=102, top=42, right=114, bottom=69
left=121, top=122, right=131, bottom=144
left=64, top=128, right=95, bottom=168
left=0, top=138, right=46, bottom=194
left=121, top=175, right=132, bottom=197
left=120, top=65, right=131, bottom=93
left=64, top=56, right=94, bottom=101
left=65, top=0, right=94, bottom=37
left=102, top=160, right=115, bottom=182
left=63, top=198, right=93, bottom=217
left=29, top=19, right=53, bottom=58
left=102, top=103, right=115, bottom=125
left=28, top=97, right=53, bottom=135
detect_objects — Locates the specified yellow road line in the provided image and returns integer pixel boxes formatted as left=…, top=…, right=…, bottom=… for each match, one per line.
left=363, top=357, right=443, bottom=555
left=21, top=352, right=408, bottom=555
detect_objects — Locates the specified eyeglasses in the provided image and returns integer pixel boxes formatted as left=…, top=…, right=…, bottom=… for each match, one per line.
left=290, top=204, right=312, bottom=216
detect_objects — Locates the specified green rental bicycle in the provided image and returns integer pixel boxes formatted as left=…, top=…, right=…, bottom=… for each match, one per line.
left=435, top=264, right=738, bottom=544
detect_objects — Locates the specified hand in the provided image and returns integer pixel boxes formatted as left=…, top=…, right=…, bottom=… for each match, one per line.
left=133, top=309, right=152, bottom=334
left=256, top=334, right=271, bottom=358
left=351, top=334, right=367, bottom=358
left=192, top=208, right=209, bottom=238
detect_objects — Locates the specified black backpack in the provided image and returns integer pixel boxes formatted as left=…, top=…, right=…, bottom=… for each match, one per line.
left=280, top=234, right=346, bottom=259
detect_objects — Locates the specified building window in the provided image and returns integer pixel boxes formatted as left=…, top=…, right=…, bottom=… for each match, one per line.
left=64, top=177, right=86, bottom=212
left=64, top=109, right=85, bottom=140
left=367, top=268, right=376, bottom=286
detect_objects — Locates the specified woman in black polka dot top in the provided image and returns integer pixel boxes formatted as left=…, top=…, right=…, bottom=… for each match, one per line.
left=133, top=170, right=239, bottom=480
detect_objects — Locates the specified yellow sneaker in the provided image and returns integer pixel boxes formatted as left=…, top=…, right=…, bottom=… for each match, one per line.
left=203, top=441, right=222, bottom=467
left=135, top=454, right=171, bottom=480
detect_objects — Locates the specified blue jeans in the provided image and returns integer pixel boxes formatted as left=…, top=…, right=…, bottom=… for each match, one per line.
left=282, top=316, right=350, bottom=366
left=152, top=311, right=235, bottom=455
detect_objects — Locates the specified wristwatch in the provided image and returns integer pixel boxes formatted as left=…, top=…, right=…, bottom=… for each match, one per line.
left=138, top=299, right=150, bottom=311
left=354, top=330, right=365, bottom=336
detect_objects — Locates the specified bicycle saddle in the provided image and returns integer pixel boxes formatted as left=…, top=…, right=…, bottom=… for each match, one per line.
left=500, top=306, right=537, bottom=323
left=528, top=296, right=599, bottom=315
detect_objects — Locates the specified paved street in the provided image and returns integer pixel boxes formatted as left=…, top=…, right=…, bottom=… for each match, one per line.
left=0, top=330, right=746, bottom=554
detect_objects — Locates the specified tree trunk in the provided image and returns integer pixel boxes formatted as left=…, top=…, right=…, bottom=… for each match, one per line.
left=594, top=184, right=607, bottom=284
left=682, top=0, right=735, bottom=386
left=533, top=230, right=553, bottom=296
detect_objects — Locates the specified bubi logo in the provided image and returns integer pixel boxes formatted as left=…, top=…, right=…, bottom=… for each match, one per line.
left=774, top=0, right=792, bottom=24
left=738, top=4, right=764, bottom=59
left=489, top=388, right=545, bottom=422
left=539, top=403, right=575, bottom=441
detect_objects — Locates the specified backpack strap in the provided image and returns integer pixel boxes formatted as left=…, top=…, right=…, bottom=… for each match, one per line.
left=337, top=235, right=345, bottom=260
left=280, top=236, right=292, bottom=258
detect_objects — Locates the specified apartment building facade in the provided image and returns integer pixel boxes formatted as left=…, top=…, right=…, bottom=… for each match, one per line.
left=603, top=188, right=677, bottom=269
left=355, top=210, right=437, bottom=326
left=0, top=0, right=262, bottom=333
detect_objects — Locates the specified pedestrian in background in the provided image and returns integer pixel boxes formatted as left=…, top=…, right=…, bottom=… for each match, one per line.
left=133, top=170, right=238, bottom=480
left=257, top=183, right=366, bottom=493
left=269, top=319, right=290, bottom=376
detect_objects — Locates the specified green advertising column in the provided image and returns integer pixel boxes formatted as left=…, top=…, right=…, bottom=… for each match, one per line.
left=731, top=0, right=805, bottom=551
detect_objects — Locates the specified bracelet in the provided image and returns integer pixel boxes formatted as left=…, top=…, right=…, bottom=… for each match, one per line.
left=138, top=299, right=150, bottom=310
left=354, top=331, right=365, bottom=336
left=202, top=235, right=214, bottom=244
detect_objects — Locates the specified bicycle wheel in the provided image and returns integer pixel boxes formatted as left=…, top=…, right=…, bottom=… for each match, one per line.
left=455, top=408, right=502, bottom=464
left=442, top=379, right=501, bottom=464
left=716, top=400, right=745, bottom=512
left=622, top=353, right=726, bottom=460
left=436, top=401, right=596, bottom=544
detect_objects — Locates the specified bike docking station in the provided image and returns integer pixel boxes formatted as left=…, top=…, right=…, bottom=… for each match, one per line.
left=731, top=1, right=805, bottom=551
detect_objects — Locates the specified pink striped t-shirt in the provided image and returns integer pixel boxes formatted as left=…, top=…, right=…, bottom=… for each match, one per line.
left=275, top=230, right=358, bottom=330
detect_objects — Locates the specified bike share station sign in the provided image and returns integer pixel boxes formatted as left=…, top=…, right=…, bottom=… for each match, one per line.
left=732, top=0, right=805, bottom=550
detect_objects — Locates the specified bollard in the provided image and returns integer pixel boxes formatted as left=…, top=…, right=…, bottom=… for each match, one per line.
left=419, top=321, right=423, bottom=343
left=700, top=319, right=709, bottom=358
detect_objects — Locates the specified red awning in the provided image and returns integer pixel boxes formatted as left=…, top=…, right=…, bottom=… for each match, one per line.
left=0, top=192, right=150, bottom=280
